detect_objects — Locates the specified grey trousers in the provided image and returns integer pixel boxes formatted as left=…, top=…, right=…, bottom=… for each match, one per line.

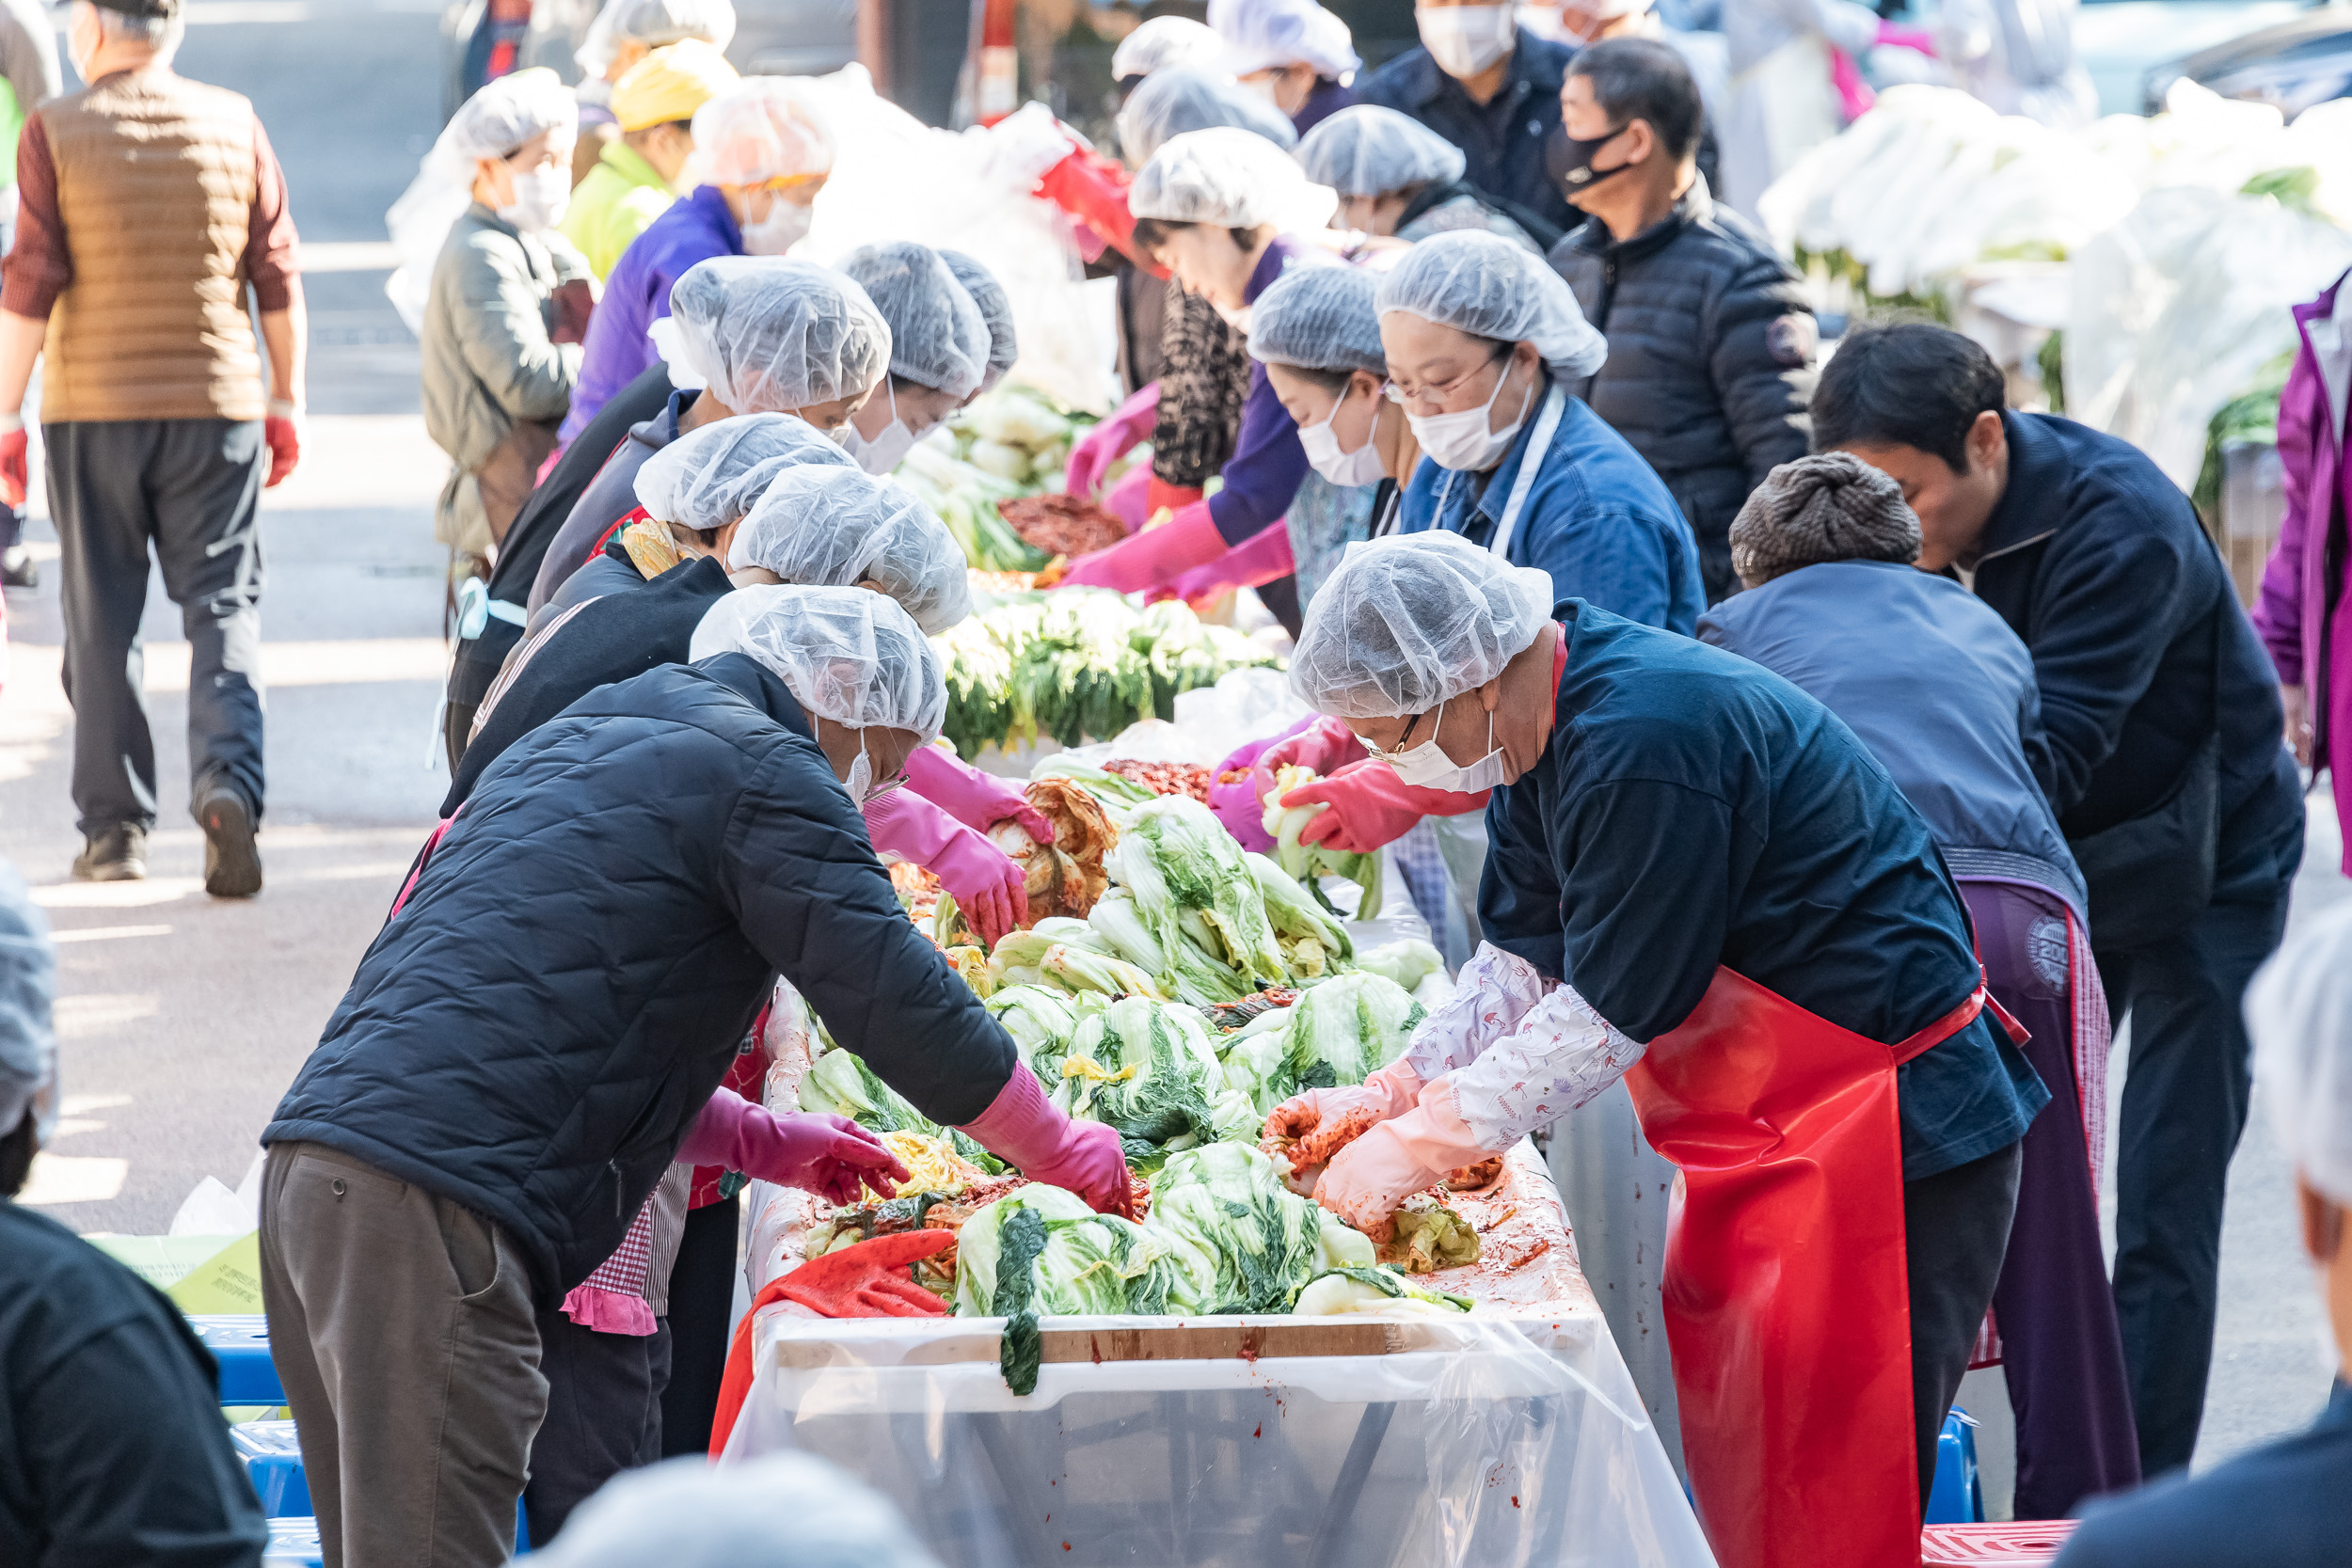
left=45, top=418, right=266, bottom=836
left=258, top=1141, right=547, bottom=1568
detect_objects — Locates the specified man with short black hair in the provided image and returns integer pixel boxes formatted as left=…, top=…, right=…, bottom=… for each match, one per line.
left=1548, top=37, right=1812, bottom=602
left=1817, top=323, right=2306, bottom=1480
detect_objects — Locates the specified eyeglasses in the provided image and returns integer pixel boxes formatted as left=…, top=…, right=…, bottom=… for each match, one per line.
left=1382, top=346, right=1509, bottom=411
left=1359, top=707, right=1431, bottom=763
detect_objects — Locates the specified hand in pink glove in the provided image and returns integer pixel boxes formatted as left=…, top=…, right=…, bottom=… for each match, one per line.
left=864, top=789, right=1029, bottom=948
left=1153, top=518, right=1295, bottom=606
left=1312, top=1077, right=1492, bottom=1242
left=1105, top=463, right=1151, bottom=532
left=1282, top=758, right=1488, bottom=856
left=674, top=1095, right=912, bottom=1207
left=1055, top=501, right=1225, bottom=594
left=1264, top=1059, right=1424, bottom=1192
left=903, top=744, right=1054, bottom=846
left=1208, top=715, right=1321, bottom=854
left=1065, top=382, right=1160, bottom=500
left=1260, top=714, right=1368, bottom=780
left=958, top=1065, right=1136, bottom=1218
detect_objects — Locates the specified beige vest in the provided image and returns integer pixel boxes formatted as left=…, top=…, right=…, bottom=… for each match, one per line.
left=38, top=71, right=266, bottom=424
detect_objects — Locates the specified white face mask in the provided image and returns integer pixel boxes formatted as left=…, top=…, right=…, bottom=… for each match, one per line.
left=741, top=198, right=812, bottom=257
left=498, top=166, right=570, bottom=233
left=1387, top=703, right=1511, bottom=793
left=1406, top=358, right=1534, bottom=471
left=1418, top=4, right=1518, bottom=78
left=1213, top=299, right=1253, bottom=332
left=836, top=382, right=919, bottom=476
left=1298, top=388, right=1387, bottom=488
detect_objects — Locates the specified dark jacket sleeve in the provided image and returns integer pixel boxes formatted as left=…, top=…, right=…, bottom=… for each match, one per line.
left=723, top=742, right=1017, bottom=1126
left=1475, top=773, right=1564, bottom=977
left=1708, top=253, right=1814, bottom=496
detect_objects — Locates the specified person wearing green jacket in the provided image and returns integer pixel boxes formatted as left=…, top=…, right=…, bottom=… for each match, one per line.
left=561, top=39, right=736, bottom=281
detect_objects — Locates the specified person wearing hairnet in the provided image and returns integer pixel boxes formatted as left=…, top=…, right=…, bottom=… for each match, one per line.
left=834, top=242, right=991, bottom=475
left=940, top=248, right=1018, bottom=394
left=569, top=0, right=738, bottom=187
left=532, top=256, right=888, bottom=611
left=562, top=75, right=835, bottom=442
left=1111, top=13, right=1225, bottom=86
left=2050, top=900, right=2352, bottom=1568
left=531, top=1453, right=941, bottom=1568
left=1210, top=0, right=1359, bottom=134
left=561, top=40, right=739, bottom=281
left=1058, top=128, right=1335, bottom=627
left=1297, top=103, right=1547, bottom=251
left=3, top=863, right=270, bottom=1568
left=1269, top=530, right=2046, bottom=1568
left=262, top=586, right=1132, bottom=1567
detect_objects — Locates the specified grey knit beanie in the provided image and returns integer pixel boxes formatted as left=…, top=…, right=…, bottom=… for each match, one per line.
left=1730, top=452, right=1921, bottom=586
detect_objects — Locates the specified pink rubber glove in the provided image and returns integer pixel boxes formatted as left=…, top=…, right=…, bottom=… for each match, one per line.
left=1055, top=501, right=1225, bottom=593
left=903, top=744, right=1055, bottom=845
left=1283, top=758, right=1489, bottom=856
left=674, top=1095, right=911, bottom=1207
left=1267, top=1060, right=1426, bottom=1196
left=1106, top=463, right=1151, bottom=532
left=1874, top=20, right=1937, bottom=54
left=1208, top=715, right=1320, bottom=853
left=1312, top=1076, right=1493, bottom=1243
left=864, top=789, right=1029, bottom=948
left=1065, top=382, right=1160, bottom=500
left=1830, top=47, right=1873, bottom=120
left=1155, top=519, right=1295, bottom=606
left=958, top=1065, right=1136, bottom=1218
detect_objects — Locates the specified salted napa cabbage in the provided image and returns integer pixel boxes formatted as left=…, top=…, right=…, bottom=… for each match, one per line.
left=1263, top=764, right=1384, bottom=920
left=1216, top=1026, right=1295, bottom=1118
left=956, top=1182, right=1190, bottom=1393
left=1109, top=797, right=1290, bottom=1000
left=988, top=928, right=1165, bottom=1000
left=1293, top=1266, right=1472, bottom=1317
left=799, top=1047, right=1006, bottom=1174
left=1354, top=939, right=1445, bottom=995
left=1281, top=972, right=1422, bottom=1089
left=1143, top=1145, right=1328, bottom=1314
left=984, top=984, right=1104, bottom=1076
left=1244, top=853, right=1353, bottom=979
left=1053, top=996, right=1226, bottom=1152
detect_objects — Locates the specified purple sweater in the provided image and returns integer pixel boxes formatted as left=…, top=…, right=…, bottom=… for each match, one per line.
left=1207, top=237, right=1315, bottom=546
left=561, top=185, right=740, bottom=442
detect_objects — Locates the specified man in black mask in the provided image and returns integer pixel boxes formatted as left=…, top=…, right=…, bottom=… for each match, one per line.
left=1544, top=38, right=1812, bottom=602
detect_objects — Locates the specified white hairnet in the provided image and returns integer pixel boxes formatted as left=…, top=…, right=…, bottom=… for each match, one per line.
left=438, top=68, right=578, bottom=169
left=1210, top=0, right=1359, bottom=80
left=837, top=242, right=990, bottom=401
left=2248, top=899, right=2352, bottom=1210
left=525, top=1454, right=942, bottom=1568
left=688, top=75, right=834, bottom=187
left=1248, top=263, right=1385, bottom=375
left=729, top=467, right=972, bottom=634
left=1296, top=104, right=1465, bottom=198
left=0, top=862, right=56, bottom=1147
left=1374, top=230, right=1608, bottom=379
left=633, top=412, right=851, bottom=536
left=1111, top=15, right=1225, bottom=81
left=689, top=583, right=948, bottom=739
left=1289, top=531, right=1556, bottom=718
left=667, top=257, right=891, bottom=413
left=579, top=0, right=736, bottom=75
left=939, top=250, right=1017, bottom=393
left=1118, top=66, right=1296, bottom=168
left=1131, top=126, right=1338, bottom=232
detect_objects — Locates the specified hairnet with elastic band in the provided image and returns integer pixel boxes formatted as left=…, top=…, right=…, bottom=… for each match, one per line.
left=1118, top=66, right=1296, bottom=167
left=688, top=75, right=834, bottom=188
left=633, top=412, right=852, bottom=536
left=611, top=39, right=739, bottom=132
left=938, top=251, right=1017, bottom=393
left=1374, top=229, right=1607, bottom=379
left=588, top=0, right=737, bottom=59
left=438, top=68, right=577, bottom=168
left=1296, top=104, right=1466, bottom=198
left=666, top=256, right=891, bottom=413
left=1248, top=263, right=1385, bottom=375
left=2247, top=899, right=2352, bottom=1210
left=1110, top=15, right=1225, bottom=82
left=689, top=584, right=948, bottom=740
left=837, top=242, right=990, bottom=401
left=1130, top=126, right=1338, bottom=231
left=1288, top=531, right=1555, bottom=719
left=1210, top=0, right=1359, bottom=80
left=728, top=467, right=973, bottom=635
left=522, top=1453, right=943, bottom=1568
left=0, top=862, right=56, bottom=1147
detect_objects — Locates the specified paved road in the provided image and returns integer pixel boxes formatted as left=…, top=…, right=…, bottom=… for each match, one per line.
left=3, top=0, right=2342, bottom=1497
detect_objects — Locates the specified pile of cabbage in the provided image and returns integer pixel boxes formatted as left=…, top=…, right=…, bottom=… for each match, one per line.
left=889, top=386, right=1098, bottom=573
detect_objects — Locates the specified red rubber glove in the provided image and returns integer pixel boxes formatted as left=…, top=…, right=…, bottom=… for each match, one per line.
left=1036, top=144, right=1151, bottom=266
left=1260, top=714, right=1368, bottom=780
left=0, top=420, right=25, bottom=509
left=1055, top=501, right=1225, bottom=594
left=1155, top=519, right=1294, bottom=607
left=864, top=788, right=1029, bottom=948
left=1312, top=1076, right=1491, bottom=1243
left=1209, top=715, right=1320, bottom=854
left=263, top=403, right=302, bottom=489
left=673, top=1095, right=910, bottom=1207
left=903, top=742, right=1054, bottom=846
left=1282, top=758, right=1489, bottom=856
left=958, top=1065, right=1136, bottom=1218
left=1065, top=382, right=1158, bottom=500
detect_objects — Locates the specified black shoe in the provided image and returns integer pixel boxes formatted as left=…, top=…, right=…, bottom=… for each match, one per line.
left=71, top=823, right=148, bottom=882
left=1, top=546, right=36, bottom=590
left=196, top=787, right=262, bottom=898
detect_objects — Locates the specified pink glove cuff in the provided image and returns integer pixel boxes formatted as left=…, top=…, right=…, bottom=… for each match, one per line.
left=1401, top=1076, right=1495, bottom=1171
left=1362, top=1058, right=1426, bottom=1121
left=1161, top=520, right=1295, bottom=603
left=1106, top=464, right=1151, bottom=532
left=956, top=1064, right=1059, bottom=1167
left=1057, top=502, right=1226, bottom=594
left=674, top=1089, right=760, bottom=1168
left=862, top=789, right=963, bottom=864
left=903, top=744, right=1048, bottom=839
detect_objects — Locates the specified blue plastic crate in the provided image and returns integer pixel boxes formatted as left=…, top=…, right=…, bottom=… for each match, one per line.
left=187, top=1315, right=285, bottom=1405
left=262, top=1516, right=322, bottom=1568
left=230, top=1420, right=311, bottom=1517
left=1924, top=1406, right=1984, bottom=1525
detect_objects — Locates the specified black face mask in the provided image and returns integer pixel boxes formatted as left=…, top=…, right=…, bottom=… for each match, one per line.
left=1545, top=122, right=1635, bottom=199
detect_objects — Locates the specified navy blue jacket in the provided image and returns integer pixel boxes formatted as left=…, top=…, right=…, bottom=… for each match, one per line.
left=1399, top=390, right=1705, bottom=634
left=1971, top=412, right=2298, bottom=845
left=269, top=656, right=1019, bottom=1301
left=1483, top=604, right=2048, bottom=1179
left=1700, top=559, right=2086, bottom=914
left=2055, top=1382, right=2351, bottom=1568
left=1355, top=31, right=1578, bottom=236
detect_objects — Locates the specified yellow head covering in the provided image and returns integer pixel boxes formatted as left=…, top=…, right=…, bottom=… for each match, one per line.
left=612, top=40, right=740, bottom=134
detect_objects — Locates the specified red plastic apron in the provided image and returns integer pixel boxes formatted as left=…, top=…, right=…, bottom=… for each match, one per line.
left=1622, top=966, right=1996, bottom=1568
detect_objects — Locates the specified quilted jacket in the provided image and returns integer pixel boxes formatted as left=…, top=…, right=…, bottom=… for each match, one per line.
left=266, top=655, right=1019, bottom=1301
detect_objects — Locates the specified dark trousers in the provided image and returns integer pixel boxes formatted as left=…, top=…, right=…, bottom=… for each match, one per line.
left=522, top=1307, right=671, bottom=1545
left=2099, top=787, right=2302, bottom=1476
left=1906, top=1139, right=2025, bottom=1513
left=660, top=1194, right=739, bottom=1458
left=1963, top=880, right=2141, bottom=1516
left=45, top=419, right=267, bottom=836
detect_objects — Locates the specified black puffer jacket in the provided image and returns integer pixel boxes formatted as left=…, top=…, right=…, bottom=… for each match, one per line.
left=268, top=655, right=1018, bottom=1302
left=1549, top=182, right=1815, bottom=602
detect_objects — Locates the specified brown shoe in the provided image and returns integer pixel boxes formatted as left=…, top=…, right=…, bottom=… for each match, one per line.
left=71, top=823, right=148, bottom=882
left=197, top=787, right=262, bottom=898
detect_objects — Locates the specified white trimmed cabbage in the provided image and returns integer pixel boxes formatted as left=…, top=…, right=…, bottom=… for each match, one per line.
left=1053, top=995, right=1227, bottom=1157
left=1294, top=1265, right=1472, bottom=1317
left=955, top=1182, right=1191, bottom=1394
left=1244, top=853, right=1353, bottom=979
left=983, top=984, right=1105, bottom=1077
left=798, top=1047, right=1006, bottom=1173
left=1108, top=797, right=1290, bottom=1002
left=1280, top=972, right=1422, bottom=1089
left=988, top=927, right=1165, bottom=1000
left=1354, top=939, right=1445, bottom=994
left=1142, top=1145, right=1332, bottom=1314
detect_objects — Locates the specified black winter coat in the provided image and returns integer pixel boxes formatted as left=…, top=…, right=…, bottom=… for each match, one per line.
left=269, top=655, right=1018, bottom=1302
left=1549, top=182, right=1815, bottom=603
